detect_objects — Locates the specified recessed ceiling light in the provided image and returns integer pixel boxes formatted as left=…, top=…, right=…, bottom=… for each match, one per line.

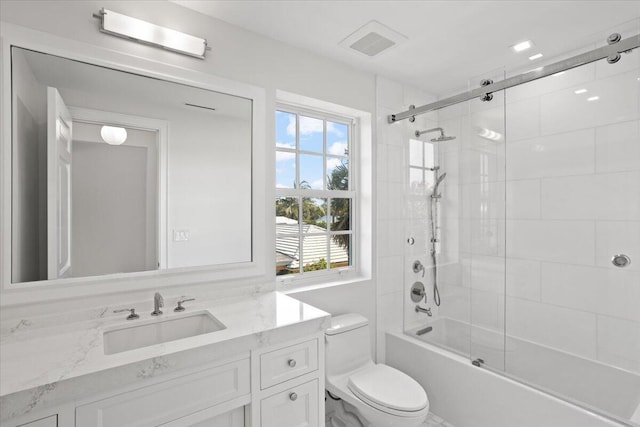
left=574, top=89, right=587, bottom=94
left=552, top=71, right=565, bottom=77
left=528, top=53, right=543, bottom=61
left=511, top=40, right=533, bottom=53
left=587, top=96, right=599, bottom=101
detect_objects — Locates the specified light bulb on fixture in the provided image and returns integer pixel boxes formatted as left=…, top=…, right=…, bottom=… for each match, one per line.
left=100, top=126, right=127, bottom=145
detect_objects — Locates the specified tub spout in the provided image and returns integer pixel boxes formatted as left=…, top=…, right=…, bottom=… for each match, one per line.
left=415, top=305, right=432, bottom=316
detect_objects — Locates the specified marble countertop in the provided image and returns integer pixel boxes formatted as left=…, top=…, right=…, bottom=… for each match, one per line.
left=0, top=292, right=331, bottom=420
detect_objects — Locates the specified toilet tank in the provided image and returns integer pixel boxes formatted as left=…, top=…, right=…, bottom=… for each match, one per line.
left=325, top=314, right=373, bottom=377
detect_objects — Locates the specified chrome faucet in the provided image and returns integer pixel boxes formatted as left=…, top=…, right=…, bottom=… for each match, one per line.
left=151, top=292, right=164, bottom=316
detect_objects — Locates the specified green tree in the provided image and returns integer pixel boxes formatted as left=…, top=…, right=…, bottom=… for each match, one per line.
left=327, top=161, right=350, bottom=249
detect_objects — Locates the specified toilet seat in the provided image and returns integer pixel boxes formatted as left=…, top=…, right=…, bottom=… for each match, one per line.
left=347, top=364, right=428, bottom=417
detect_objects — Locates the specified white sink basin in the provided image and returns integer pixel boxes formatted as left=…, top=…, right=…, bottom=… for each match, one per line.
left=104, top=311, right=225, bottom=355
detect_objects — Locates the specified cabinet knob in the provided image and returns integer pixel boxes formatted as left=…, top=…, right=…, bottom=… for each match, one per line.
left=288, top=359, right=297, bottom=368
left=289, top=392, right=298, bottom=401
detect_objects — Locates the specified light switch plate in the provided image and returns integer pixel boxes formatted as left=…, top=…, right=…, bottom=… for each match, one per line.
left=173, top=230, right=190, bottom=242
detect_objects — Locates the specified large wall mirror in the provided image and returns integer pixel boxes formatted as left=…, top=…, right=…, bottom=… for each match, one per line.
left=10, top=47, right=253, bottom=285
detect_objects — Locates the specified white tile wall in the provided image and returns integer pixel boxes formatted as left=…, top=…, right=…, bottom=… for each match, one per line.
left=506, top=219, right=595, bottom=265
left=595, top=221, right=640, bottom=271
left=597, top=315, right=640, bottom=372
left=541, top=263, right=640, bottom=321
left=506, top=297, right=598, bottom=358
left=595, top=120, right=640, bottom=173
left=540, top=70, right=639, bottom=135
left=375, top=76, right=439, bottom=361
left=540, top=172, right=640, bottom=221
left=505, top=129, right=595, bottom=180
left=505, top=258, right=541, bottom=301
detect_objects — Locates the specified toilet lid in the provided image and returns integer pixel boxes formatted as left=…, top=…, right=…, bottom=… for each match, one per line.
left=347, top=364, right=428, bottom=412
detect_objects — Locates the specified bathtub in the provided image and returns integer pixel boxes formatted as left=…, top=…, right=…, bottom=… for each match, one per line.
left=386, top=318, right=640, bottom=427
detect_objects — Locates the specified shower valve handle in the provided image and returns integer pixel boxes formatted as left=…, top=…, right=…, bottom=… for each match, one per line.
left=412, top=260, right=425, bottom=277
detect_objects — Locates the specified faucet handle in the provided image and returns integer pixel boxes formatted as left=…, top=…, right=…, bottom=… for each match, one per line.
left=114, top=308, right=139, bottom=320
left=174, top=296, right=196, bottom=312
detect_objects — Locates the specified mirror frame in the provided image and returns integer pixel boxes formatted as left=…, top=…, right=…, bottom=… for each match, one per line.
left=0, top=22, right=267, bottom=305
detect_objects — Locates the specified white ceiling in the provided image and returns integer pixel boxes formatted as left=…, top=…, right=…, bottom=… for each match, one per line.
left=173, top=0, right=640, bottom=96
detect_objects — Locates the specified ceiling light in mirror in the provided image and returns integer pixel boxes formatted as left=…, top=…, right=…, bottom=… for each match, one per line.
left=100, top=126, right=128, bottom=145
left=511, top=40, right=533, bottom=53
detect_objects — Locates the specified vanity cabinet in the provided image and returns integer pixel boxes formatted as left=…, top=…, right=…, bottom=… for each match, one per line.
left=252, top=336, right=324, bottom=427
left=2, top=333, right=325, bottom=427
left=75, top=358, right=250, bottom=427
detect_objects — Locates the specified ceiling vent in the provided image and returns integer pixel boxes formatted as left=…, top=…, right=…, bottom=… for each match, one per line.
left=339, top=20, right=407, bottom=57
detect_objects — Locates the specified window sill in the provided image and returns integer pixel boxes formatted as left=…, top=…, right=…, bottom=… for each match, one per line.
left=279, top=272, right=371, bottom=295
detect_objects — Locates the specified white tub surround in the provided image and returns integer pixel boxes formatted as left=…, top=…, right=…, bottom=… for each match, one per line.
left=0, top=292, right=330, bottom=426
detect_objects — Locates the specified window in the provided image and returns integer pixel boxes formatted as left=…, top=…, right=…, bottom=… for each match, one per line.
left=408, top=138, right=435, bottom=192
left=275, top=107, right=355, bottom=277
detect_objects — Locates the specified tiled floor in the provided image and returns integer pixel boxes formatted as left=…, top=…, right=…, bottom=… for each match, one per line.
left=325, top=412, right=455, bottom=427
left=423, top=412, right=456, bottom=427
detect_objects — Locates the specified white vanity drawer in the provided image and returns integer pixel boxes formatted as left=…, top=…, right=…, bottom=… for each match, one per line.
left=76, top=358, right=250, bottom=427
left=260, top=379, right=319, bottom=427
left=260, top=339, right=318, bottom=389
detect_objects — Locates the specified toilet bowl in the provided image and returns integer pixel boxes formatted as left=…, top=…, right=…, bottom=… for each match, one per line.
left=325, top=314, right=429, bottom=427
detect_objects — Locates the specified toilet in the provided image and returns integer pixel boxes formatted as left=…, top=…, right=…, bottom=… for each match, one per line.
left=325, top=314, right=429, bottom=427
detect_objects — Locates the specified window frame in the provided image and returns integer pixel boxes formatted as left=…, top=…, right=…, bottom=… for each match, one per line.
left=275, top=104, right=358, bottom=283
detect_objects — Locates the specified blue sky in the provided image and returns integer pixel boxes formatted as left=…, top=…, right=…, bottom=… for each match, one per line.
left=276, top=111, right=348, bottom=189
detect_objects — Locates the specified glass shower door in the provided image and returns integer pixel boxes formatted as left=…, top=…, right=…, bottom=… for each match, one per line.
left=501, top=26, right=640, bottom=425
left=465, top=69, right=507, bottom=372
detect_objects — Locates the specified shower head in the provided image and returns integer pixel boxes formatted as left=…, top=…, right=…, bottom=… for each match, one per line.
left=431, top=135, right=456, bottom=142
left=414, top=127, right=456, bottom=142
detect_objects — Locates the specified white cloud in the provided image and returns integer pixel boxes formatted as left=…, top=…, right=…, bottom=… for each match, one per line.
left=326, top=157, right=343, bottom=171
left=328, top=141, right=348, bottom=156
left=327, top=122, right=345, bottom=137
left=276, top=151, right=295, bottom=162
left=286, top=116, right=296, bottom=137
left=299, top=116, right=323, bottom=135
left=310, top=179, right=324, bottom=189
left=276, top=183, right=290, bottom=189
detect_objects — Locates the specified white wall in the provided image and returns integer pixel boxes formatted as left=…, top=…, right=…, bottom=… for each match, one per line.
left=11, top=48, right=47, bottom=282
left=1, top=1, right=376, bottom=336
left=71, top=123, right=157, bottom=277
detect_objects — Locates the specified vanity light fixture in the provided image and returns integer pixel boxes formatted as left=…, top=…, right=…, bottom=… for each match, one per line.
left=100, top=126, right=128, bottom=145
left=94, top=8, right=209, bottom=59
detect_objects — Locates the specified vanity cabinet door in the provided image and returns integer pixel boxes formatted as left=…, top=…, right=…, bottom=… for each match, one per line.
left=260, top=379, right=318, bottom=427
left=76, top=359, right=249, bottom=427
left=159, top=407, right=244, bottom=427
